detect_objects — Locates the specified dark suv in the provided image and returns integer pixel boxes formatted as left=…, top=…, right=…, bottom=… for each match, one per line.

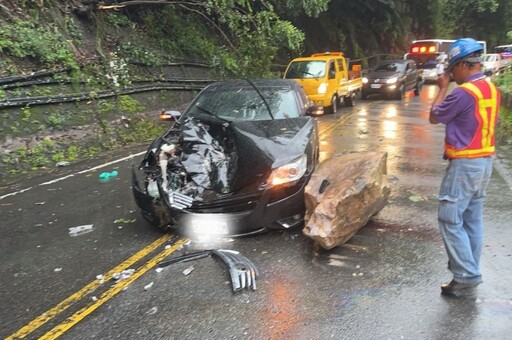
left=361, top=59, right=423, bottom=100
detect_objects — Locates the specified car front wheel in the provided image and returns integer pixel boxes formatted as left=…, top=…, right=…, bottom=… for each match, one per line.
left=141, top=207, right=172, bottom=232
left=326, top=95, right=338, bottom=114
left=344, top=92, right=356, bottom=107
left=393, top=84, right=405, bottom=100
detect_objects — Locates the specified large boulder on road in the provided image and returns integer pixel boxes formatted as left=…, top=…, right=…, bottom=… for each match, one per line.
left=303, top=152, right=390, bottom=250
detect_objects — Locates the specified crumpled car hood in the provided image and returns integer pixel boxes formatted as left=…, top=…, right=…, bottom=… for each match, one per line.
left=142, top=116, right=315, bottom=196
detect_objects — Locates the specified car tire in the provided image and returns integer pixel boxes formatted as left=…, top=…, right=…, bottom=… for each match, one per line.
left=344, top=92, right=356, bottom=107
left=394, top=84, right=405, bottom=100
left=141, top=209, right=171, bottom=232
left=326, top=95, right=337, bottom=114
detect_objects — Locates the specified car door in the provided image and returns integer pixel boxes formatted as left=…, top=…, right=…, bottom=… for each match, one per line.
left=336, top=58, right=348, bottom=95
left=327, top=59, right=339, bottom=96
left=404, top=61, right=416, bottom=91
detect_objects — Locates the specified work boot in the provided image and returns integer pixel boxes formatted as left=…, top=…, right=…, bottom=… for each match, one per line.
left=441, top=279, right=480, bottom=296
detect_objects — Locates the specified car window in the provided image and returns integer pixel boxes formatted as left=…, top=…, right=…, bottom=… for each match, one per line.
left=186, top=87, right=301, bottom=121
left=328, top=61, right=336, bottom=78
left=284, top=61, right=326, bottom=79
left=336, top=58, right=345, bottom=73
left=374, top=62, right=405, bottom=73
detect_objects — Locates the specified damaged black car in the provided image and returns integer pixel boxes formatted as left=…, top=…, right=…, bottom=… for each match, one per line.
left=132, top=79, right=320, bottom=238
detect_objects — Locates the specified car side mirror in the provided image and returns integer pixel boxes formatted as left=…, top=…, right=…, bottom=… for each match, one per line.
left=160, top=110, right=181, bottom=122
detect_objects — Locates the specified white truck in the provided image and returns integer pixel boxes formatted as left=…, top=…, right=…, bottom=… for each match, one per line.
left=482, top=53, right=510, bottom=76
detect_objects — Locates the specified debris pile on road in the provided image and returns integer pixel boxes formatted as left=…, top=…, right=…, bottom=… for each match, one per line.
left=303, top=151, right=390, bottom=250
left=158, top=249, right=258, bottom=292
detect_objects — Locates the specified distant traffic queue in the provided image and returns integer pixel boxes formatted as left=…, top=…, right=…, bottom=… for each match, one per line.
left=404, top=39, right=487, bottom=82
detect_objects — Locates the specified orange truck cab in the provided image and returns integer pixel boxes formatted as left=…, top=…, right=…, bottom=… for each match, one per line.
left=283, top=52, right=362, bottom=114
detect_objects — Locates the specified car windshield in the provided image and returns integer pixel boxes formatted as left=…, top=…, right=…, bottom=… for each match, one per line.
left=406, top=54, right=436, bottom=69
left=482, top=55, right=497, bottom=62
left=374, top=62, right=405, bottom=72
left=284, top=61, right=326, bottom=79
left=186, top=86, right=301, bottom=121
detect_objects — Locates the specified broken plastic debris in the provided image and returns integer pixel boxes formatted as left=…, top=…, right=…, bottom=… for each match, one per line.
left=92, top=296, right=98, bottom=301
left=35, top=202, right=46, bottom=205
left=112, top=269, right=135, bottom=281
left=56, top=161, right=70, bottom=167
left=146, top=307, right=158, bottom=315
left=183, top=266, right=195, bottom=276
left=408, top=195, right=424, bottom=202
left=96, top=274, right=105, bottom=284
left=54, top=268, right=62, bottom=272
left=158, top=249, right=258, bottom=292
left=99, top=170, right=119, bottom=181
left=327, top=259, right=344, bottom=267
left=114, top=218, right=136, bottom=224
left=144, top=282, right=154, bottom=290
left=155, top=267, right=163, bottom=273
left=69, top=224, right=94, bottom=237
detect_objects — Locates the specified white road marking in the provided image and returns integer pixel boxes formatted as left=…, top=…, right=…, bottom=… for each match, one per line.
left=0, top=151, right=145, bottom=200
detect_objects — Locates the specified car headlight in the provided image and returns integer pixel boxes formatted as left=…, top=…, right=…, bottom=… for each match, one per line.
left=317, top=82, right=328, bottom=94
left=362, top=77, right=368, bottom=84
left=386, top=77, right=398, bottom=84
left=268, top=155, right=307, bottom=186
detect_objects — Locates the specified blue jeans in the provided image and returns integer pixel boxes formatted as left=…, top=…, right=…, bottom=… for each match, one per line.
left=437, top=157, right=493, bottom=285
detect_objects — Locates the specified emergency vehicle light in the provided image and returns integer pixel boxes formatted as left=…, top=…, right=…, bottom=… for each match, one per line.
left=410, top=44, right=437, bottom=54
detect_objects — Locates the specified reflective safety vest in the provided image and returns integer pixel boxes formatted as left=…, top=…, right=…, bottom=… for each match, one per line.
left=445, top=79, right=500, bottom=159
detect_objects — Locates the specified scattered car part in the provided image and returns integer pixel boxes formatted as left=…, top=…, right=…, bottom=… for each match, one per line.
left=212, top=249, right=258, bottom=292
left=158, top=249, right=258, bottom=292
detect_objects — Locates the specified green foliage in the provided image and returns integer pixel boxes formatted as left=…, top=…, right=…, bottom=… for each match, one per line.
left=116, top=41, right=164, bottom=66
left=45, top=112, right=68, bottom=130
left=440, top=0, right=511, bottom=46
left=138, top=7, right=216, bottom=61
left=104, top=52, right=131, bottom=88
left=271, top=0, right=330, bottom=18
left=1, top=140, right=88, bottom=175
left=495, top=72, right=512, bottom=93
left=106, top=12, right=135, bottom=28
left=495, top=71, right=512, bottom=142
left=115, top=116, right=167, bottom=144
left=20, top=107, right=32, bottom=122
left=118, top=96, right=145, bottom=114
left=0, top=19, right=78, bottom=70
left=496, top=105, right=512, bottom=143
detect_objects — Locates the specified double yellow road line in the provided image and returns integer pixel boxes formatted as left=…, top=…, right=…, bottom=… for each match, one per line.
left=7, top=234, right=187, bottom=340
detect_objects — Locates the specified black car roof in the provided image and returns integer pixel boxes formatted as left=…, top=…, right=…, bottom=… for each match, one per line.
left=205, top=79, right=301, bottom=91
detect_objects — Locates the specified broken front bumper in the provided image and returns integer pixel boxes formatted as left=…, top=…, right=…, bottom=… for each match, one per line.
left=132, top=165, right=307, bottom=237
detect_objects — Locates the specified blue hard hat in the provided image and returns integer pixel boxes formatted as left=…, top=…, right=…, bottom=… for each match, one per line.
left=446, top=38, right=483, bottom=70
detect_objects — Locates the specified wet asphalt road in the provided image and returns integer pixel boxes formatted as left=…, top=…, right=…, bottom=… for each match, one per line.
left=1, top=84, right=511, bottom=339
